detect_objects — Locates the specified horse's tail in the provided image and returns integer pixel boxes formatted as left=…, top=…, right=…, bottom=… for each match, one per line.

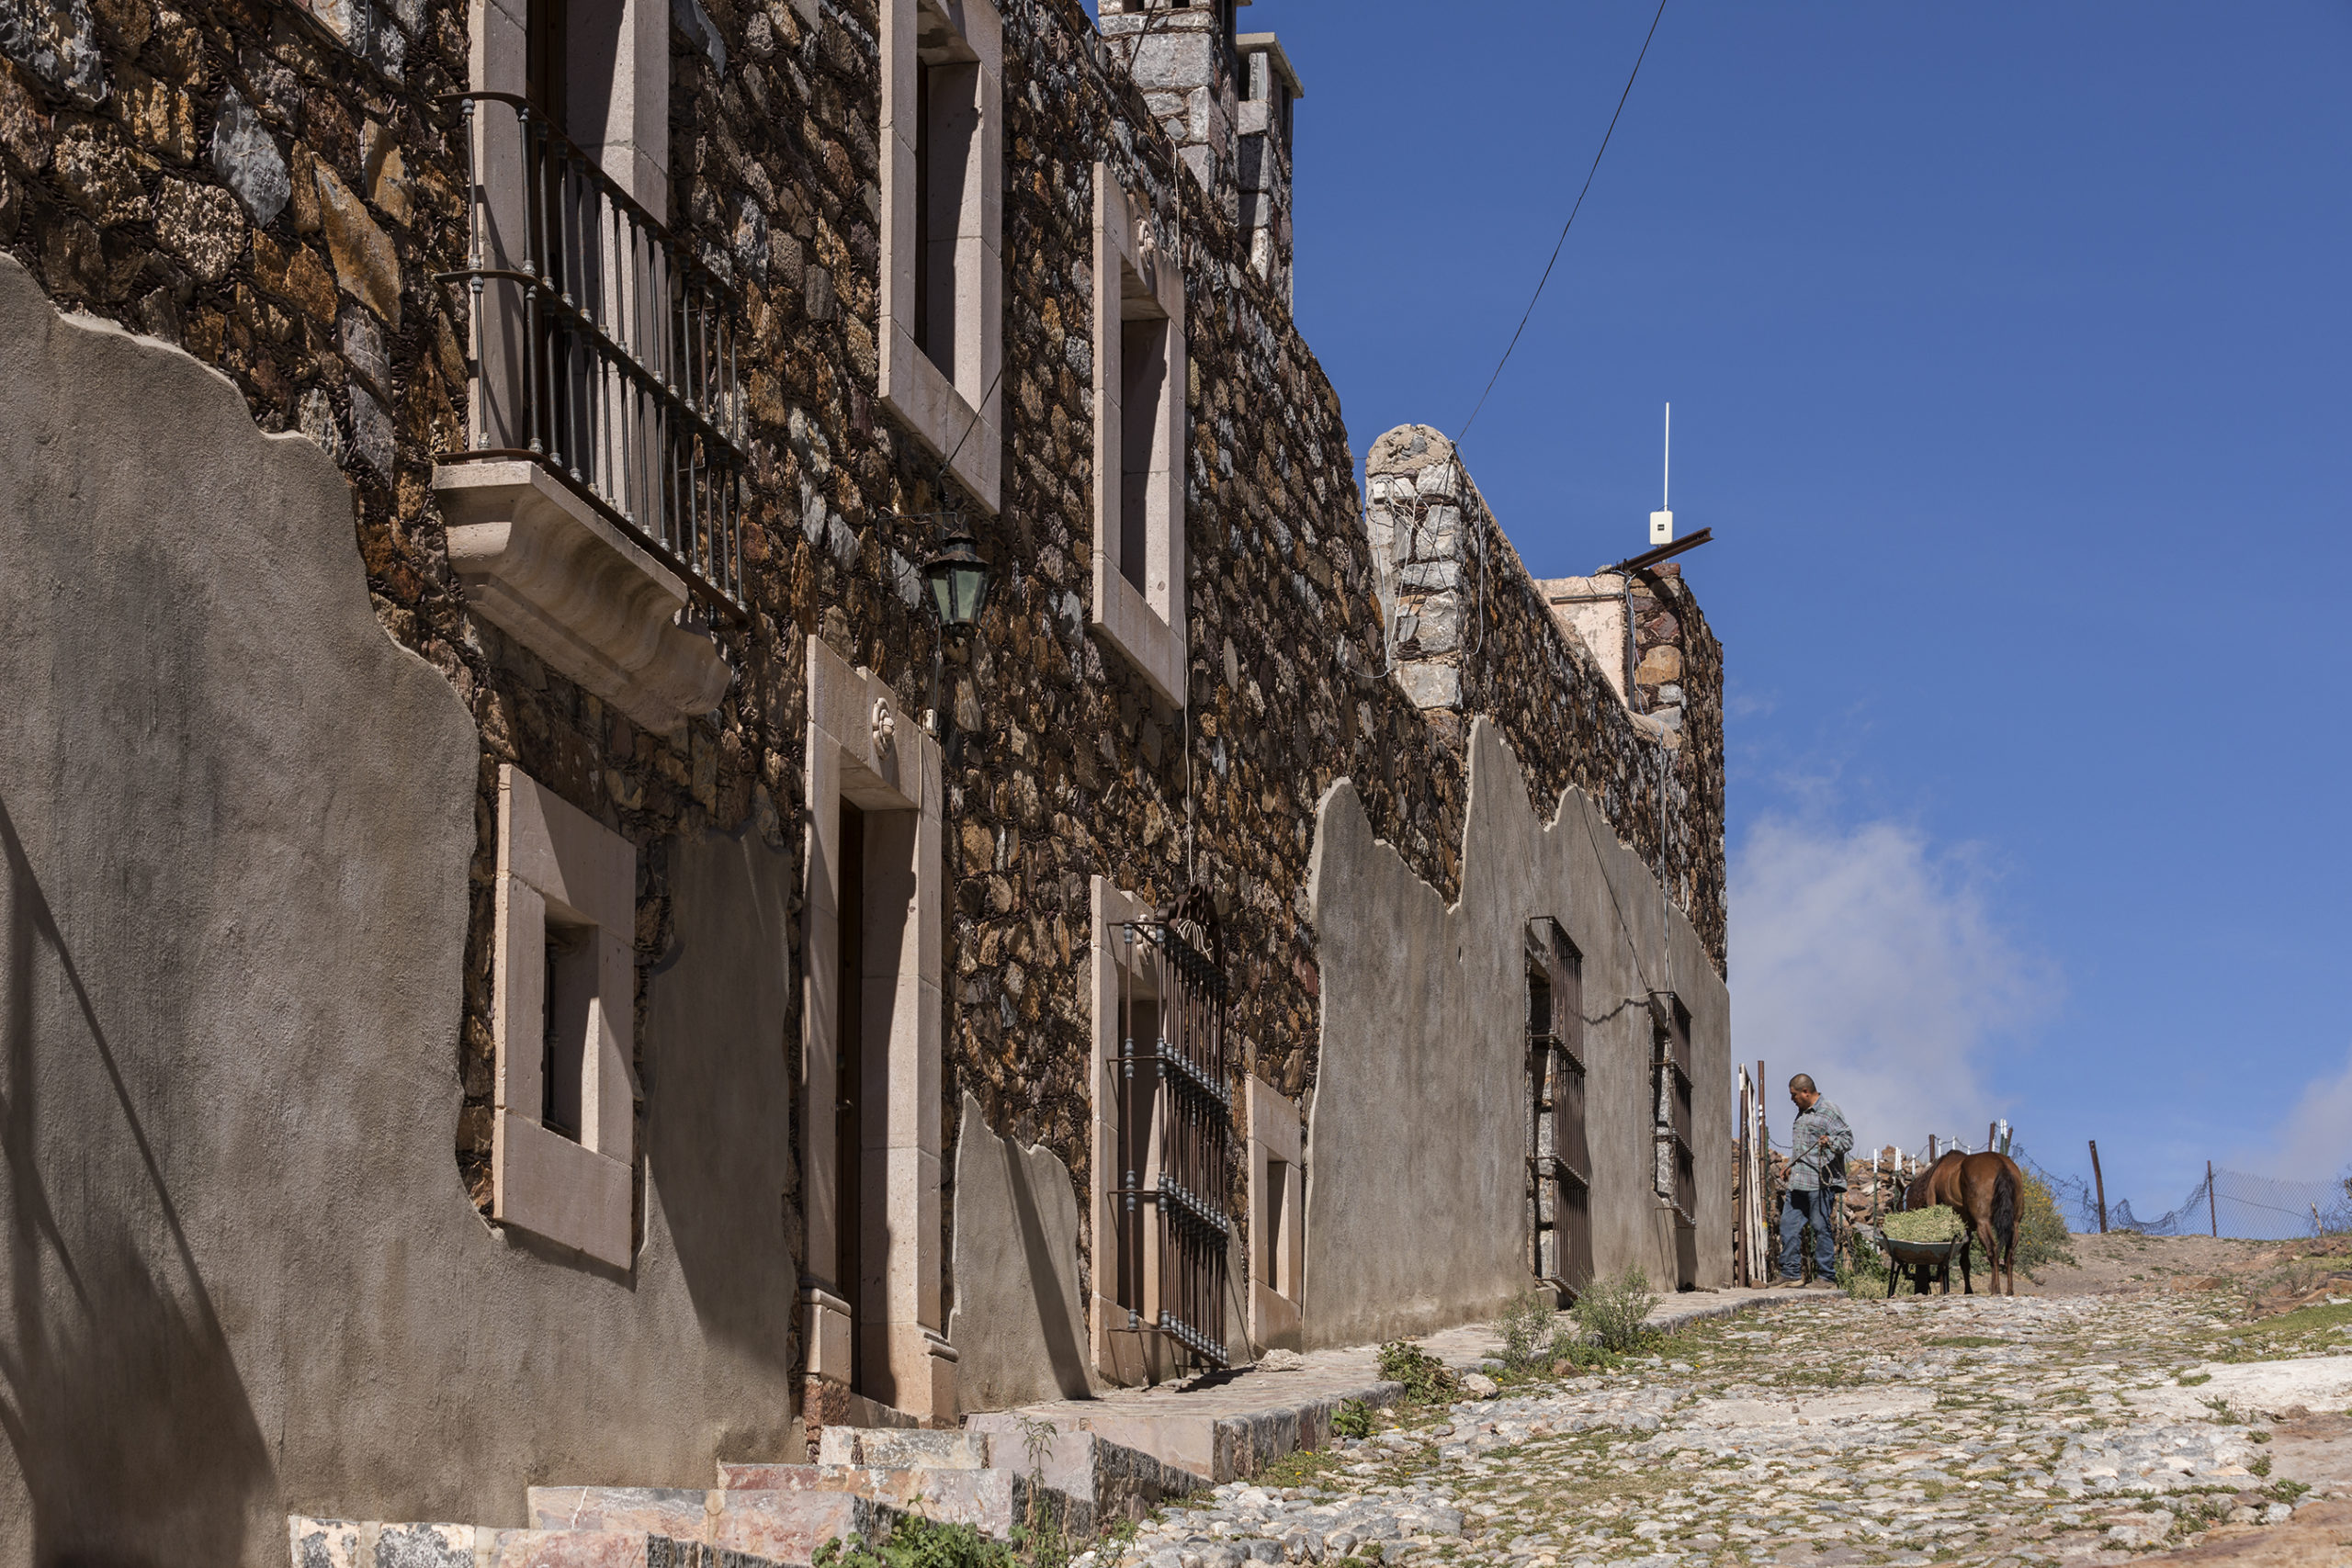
left=1991, top=1160, right=2019, bottom=1254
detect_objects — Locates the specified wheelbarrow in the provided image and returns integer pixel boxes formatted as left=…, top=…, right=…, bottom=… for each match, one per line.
left=1855, top=1226, right=1969, bottom=1296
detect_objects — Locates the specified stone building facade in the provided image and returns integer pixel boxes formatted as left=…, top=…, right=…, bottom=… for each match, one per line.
left=0, top=0, right=1726, bottom=1556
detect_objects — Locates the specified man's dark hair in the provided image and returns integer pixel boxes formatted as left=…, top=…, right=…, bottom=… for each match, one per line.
left=1788, top=1073, right=1816, bottom=1094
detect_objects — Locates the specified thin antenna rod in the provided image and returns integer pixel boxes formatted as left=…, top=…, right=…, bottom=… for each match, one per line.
left=1662, top=402, right=1671, bottom=510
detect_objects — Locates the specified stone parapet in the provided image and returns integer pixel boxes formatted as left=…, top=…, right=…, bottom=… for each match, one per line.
left=1363, top=423, right=1725, bottom=960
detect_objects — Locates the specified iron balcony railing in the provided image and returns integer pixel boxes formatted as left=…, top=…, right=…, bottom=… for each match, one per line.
left=438, top=91, right=746, bottom=614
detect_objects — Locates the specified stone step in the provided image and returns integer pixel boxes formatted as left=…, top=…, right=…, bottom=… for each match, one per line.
left=716, top=1463, right=1076, bottom=1540
left=814, top=1427, right=992, bottom=1471
left=524, top=1486, right=900, bottom=1565
left=289, top=1515, right=794, bottom=1567
left=957, top=1421, right=1203, bottom=1521
left=969, top=1397, right=1367, bottom=1488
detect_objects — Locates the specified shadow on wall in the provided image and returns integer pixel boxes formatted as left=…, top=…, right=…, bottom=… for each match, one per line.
left=947, top=1094, right=1091, bottom=1410
left=1003, top=1134, right=1088, bottom=1398
left=1, top=797, right=275, bottom=1564
left=644, top=826, right=803, bottom=1376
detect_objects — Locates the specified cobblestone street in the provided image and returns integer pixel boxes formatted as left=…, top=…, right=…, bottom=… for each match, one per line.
left=1091, top=1285, right=2352, bottom=1568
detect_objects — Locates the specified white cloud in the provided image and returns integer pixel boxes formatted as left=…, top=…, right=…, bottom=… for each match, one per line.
left=2256, top=1043, right=2352, bottom=1181
left=1728, top=817, right=2058, bottom=1156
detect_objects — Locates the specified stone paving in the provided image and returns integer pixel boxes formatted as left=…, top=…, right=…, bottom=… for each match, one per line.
left=1080, top=1291, right=2352, bottom=1568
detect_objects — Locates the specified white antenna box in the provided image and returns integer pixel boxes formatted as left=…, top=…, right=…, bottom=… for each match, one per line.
left=1648, top=402, right=1673, bottom=545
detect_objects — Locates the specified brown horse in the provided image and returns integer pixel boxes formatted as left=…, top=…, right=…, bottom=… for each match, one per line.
left=1905, top=1150, right=2023, bottom=1295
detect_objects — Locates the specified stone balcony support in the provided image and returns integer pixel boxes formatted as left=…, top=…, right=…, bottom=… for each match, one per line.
left=435, top=460, right=732, bottom=736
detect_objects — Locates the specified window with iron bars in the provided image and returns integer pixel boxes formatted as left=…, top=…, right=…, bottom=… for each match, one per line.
left=1650, top=992, right=1697, bottom=1224
left=438, top=90, right=748, bottom=615
left=1526, top=919, right=1590, bottom=1302
left=1111, top=892, right=1232, bottom=1371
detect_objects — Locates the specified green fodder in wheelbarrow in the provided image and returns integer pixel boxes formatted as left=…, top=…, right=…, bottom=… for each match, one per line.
left=1881, top=1205, right=1964, bottom=1244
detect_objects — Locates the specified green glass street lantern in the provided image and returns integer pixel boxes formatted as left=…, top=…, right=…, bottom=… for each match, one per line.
left=922, top=517, right=991, bottom=633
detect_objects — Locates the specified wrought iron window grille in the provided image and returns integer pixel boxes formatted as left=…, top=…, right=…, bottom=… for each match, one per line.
left=437, top=90, right=748, bottom=617
left=1649, top=990, right=1698, bottom=1224
left=1112, top=897, right=1234, bottom=1371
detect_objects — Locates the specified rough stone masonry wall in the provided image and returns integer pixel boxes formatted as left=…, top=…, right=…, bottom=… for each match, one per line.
left=1366, top=426, right=1726, bottom=956
left=1, top=0, right=1725, bottom=1352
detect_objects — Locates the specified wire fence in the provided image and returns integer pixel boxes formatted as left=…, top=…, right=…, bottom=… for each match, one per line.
left=2022, top=1159, right=2352, bottom=1241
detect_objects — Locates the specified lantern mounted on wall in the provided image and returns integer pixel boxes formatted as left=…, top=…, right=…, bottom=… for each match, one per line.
left=922, top=514, right=991, bottom=635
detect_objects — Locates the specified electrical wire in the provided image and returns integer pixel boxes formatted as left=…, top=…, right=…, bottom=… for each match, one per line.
left=1454, top=0, right=1670, bottom=443
left=936, top=357, right=1008, bottom=489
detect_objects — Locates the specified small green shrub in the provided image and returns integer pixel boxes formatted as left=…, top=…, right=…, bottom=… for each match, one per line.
left=1376, top=1339, right=1457, bottom=1404
left=1331, top=1398, right=1374, bottom=1439
left=1013, top=1416, right=1068, bottom=1568
left=1570, top=1265, right=1657, bottom=1354
left=1546, top=1316, right=1611, bottom=1370
left=1838, top=1243, right=1891, bottom=1299
left=814, top=1517, right=1017, bottom=1568
left=1495, top=1289, right=1557, bottom=1372
left=2014, top=1170, right=2077, bottom=1273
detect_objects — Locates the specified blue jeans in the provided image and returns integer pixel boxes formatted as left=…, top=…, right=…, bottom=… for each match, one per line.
left=1781, top=1188, right=1838, bottom=1280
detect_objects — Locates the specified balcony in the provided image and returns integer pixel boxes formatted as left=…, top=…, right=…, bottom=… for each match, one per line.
left=434, top=90, right=742, bottom=735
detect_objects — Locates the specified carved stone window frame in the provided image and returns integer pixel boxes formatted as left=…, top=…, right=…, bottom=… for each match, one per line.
left=879, top=0, right=1004, bottom=513
left=800, top=636, right=956, bottom=1423
left=1090, top=163, right=1188, bottom=707
left=491, top=764, right=639, bottom=1269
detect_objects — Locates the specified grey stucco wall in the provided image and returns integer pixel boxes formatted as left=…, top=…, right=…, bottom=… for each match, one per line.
left=0, top=255, right=800, bottom=1566
left=1301, top=719, right=1729, bottom=1349
left=945, top=1092, right=1093, bottom=1411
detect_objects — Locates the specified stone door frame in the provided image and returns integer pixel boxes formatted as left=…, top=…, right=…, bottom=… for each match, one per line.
left=801, top=636, right=956, bottom=1422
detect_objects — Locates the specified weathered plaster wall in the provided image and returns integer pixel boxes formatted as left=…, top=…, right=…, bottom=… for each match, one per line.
left=0, top=257, right=801, bottom=1565
left=1301, top=720, right=1728, bottom=1349
left=944, top=1092, right=1092, bottom=1411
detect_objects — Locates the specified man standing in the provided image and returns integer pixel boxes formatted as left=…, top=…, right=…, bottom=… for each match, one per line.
left=1777, top=1073, right=1852, bottom=1287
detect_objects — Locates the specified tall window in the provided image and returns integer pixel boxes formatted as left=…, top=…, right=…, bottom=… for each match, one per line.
left=912, top=44, right=980, bottom=381
left=880, top=0, right=1004, bottom=512
left=1526, top=919, right=1589, bottom=1299
left=1089, top=879, right=1233, bottom=1382
left=1651, top=992, right=1696, bottom=1224
left=1091, top=164, right=1188, bottom=707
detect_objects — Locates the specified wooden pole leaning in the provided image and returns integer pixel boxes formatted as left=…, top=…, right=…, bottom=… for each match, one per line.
left=2088, top=1140, right=2109, bottom=1235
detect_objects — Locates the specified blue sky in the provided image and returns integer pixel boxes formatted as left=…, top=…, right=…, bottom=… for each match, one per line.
left=1228, top=0, right=2352, bottom=1224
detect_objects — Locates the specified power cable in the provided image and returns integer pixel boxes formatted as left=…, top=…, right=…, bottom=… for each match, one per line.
left=1454, top=0, right=1671, bottom=443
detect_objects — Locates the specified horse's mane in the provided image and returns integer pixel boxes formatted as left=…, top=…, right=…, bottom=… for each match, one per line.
left=1905, top=1149, right=1967, bottom=1209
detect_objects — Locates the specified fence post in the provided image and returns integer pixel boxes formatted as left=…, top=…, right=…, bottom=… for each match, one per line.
left=2207, top=1160, right=2218, bottom=1238
left=1757, top=1057, right=1768, bottom=1280
left=1735, top=1070, right=1749, bottom=1286
left=2088, top=1140, right=2109, bottom=1234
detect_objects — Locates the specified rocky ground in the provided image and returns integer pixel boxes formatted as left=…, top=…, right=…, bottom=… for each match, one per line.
left=1081, top=1247, right=2352, bottom=1568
